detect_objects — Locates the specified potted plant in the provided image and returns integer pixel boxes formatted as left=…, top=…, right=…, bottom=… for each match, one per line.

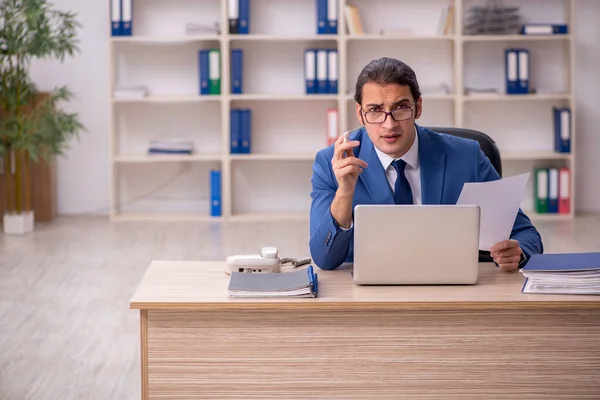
left=0, top=0, right=85, bottom=234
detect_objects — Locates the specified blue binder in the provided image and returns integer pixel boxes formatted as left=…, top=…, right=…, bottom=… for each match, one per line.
left=317, top=0, right=327, bottom=34
left=327, top=50, right=338, bottom=94
left=239, top=0, right=250, bottom=34
left=231, top=49, right=243, bottom=94
left=505, top=49, right=518, bottom=94
left=505, top=49, right=529, bottom=94
left=111, top=0, right=122, bottom=36
left=230, top=109, right=241, bottom=153
left=122, top=0, right=132, bottom=36
left=327, top=0, right=337, bottom=34
left=520, top=23, right=568, bottom=35
left=210, top=169, right=222, bottom=217
left=517, top=49, right=530, bottom=94
left=521, top=252, right=600, bottom=294
left=240, top=109, right=252, bottom=154
left=522, top=252, right=600, bottom=273
left=304, top=49, right=317, bottom=94
left=199, top=50, right=210, bottom=95
left=316, top=49, right=328, bottom=94
left=553, top=107, right=571, bottom=153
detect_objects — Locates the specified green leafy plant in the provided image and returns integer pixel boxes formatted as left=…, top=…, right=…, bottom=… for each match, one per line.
left=0, top=0, right=85, bottom=215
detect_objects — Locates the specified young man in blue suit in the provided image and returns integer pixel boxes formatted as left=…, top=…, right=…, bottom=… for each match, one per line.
left=309, top=57, right=543, bottom=271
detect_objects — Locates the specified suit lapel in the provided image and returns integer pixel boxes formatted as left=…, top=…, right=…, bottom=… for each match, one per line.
left=417, top=125, right=446, bottom=204
left=356, top=130, right=394, bottom=204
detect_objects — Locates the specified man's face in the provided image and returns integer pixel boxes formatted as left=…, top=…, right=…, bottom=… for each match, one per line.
left=355, top=82, right=422, bottom=159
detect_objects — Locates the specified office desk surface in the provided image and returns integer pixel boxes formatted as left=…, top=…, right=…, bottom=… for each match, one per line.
left=131, top=261, right=600, bottom=400
left=130, top=260, right=600, bottom=310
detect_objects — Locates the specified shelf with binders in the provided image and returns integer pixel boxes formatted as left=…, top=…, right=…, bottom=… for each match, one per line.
left=227, top=0, right=338, bottom=37
left=110, top=0, right=222, bottom=39
left=112, top=101, right=222, bottom=160
left=464, top=100, right=572, bottom=160
left=462, top=41, right=571, bottom=99
left=111, top=40, right=223, bottom=99
left=113, top=160, right=223, bottom=219
left=228, top=40, right=338, bottom=96
left=228, top=159, right=313, bottom=219
left=228, top=99, right=336, bottom=157
left=502, top=159, right=573, bottom=220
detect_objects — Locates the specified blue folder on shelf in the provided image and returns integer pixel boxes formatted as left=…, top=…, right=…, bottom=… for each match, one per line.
left=210, top=169, right=222, bottom=217
left=231, top=49, right=243, bottom=94
left=520, top=252, right=600, bottom=295
left=553, top=107, right=571, bottom=153
left=111, top=0, right=122, bottom=36
left=505, top=49, right=529, bottom=94
left=199, top=50, right=210, bottom=95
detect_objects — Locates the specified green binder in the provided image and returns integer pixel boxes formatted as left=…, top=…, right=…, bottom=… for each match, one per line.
left=535, top=168, right=548, bottom=213
left=208, top=49, right=221, bottom=95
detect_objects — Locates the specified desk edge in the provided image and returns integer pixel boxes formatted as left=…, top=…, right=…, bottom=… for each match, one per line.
left=129, top=300, right=600, bottom=311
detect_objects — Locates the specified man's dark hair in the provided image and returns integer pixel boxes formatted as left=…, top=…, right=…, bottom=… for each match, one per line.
left=354, top=57, right=421, bottom=106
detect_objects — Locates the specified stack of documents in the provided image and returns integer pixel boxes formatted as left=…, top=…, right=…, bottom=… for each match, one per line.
left=148, top=139, right=193, bottom=155
left=520, top=252, right=600, bottom=295
left=113, top=86, right=148, bottom=98
left=185, top=22, right=220, bottom=35
left=228, top=266, right=318, bottom=298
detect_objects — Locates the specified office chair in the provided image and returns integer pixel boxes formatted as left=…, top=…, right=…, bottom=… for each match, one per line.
left=426, top=126, right=503, bottom=177
left=426, top=126, right=502, bottom=263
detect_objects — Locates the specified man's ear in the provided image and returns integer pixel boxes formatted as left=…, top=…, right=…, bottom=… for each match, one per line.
left=414, top=97, right=423, bottom=120
left=355, top=103, right=365, bottom=125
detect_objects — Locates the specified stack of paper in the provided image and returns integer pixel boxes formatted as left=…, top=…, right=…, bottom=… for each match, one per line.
left=148, top=139, right=193, bottom=155
left=113, top=86, right=148, bottom=98
left=185, top=22, right=220, bottom=35
left=520, top=252, right=600, bottom=295
left=457, top=173, right=530, bottom=251
left=228, top=266, right=318, bottom=298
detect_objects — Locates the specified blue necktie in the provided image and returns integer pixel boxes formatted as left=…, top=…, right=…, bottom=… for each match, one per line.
left=392, top=159, right=413, bottom=205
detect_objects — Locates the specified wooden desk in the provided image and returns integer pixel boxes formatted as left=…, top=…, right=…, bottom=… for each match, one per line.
left=130, top=261, right=600, bottom=400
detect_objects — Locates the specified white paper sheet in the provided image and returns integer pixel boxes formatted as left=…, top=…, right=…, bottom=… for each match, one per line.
left=457, top=173, right=530, bottom=251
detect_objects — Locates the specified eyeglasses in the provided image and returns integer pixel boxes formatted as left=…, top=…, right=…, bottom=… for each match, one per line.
left=362, top=103, right=415, bottom=124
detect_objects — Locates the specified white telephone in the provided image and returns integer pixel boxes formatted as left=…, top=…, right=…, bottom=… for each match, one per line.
left=225, top=246, right=281, bottom=275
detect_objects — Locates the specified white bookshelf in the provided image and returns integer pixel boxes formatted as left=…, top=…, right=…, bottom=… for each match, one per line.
left=109, top=0, right=576, bottom=222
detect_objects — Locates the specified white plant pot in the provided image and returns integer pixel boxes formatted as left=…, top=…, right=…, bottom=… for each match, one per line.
left=3, top=211, right=35, bottom=235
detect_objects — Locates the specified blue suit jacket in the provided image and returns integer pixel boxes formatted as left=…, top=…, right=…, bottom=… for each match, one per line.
left=309, top=124, right=543, bottom=270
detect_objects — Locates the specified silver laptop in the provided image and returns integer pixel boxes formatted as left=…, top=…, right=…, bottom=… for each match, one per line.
left=352, top=204, right=480, bottom=285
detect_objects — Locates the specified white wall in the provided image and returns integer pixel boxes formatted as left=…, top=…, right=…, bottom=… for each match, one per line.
left=30, top=0, right=110, bottom=215
left=29, top=0, right=600, bottom=215
left=573, top=0, right=600, bottom=213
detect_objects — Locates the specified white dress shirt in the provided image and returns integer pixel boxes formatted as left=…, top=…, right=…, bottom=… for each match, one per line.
left=373, top=127, right=422, bottom=205
left=336, top=127, right=422, bottom=232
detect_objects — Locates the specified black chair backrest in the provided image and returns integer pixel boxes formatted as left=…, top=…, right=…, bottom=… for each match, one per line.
left=425, top=127, right=502, bottom=178
left=425, top=127, right=502, bottom=263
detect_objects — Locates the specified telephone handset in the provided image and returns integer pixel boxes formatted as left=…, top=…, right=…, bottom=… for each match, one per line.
left=225, top=247, right=312, bottom=275
left=225, top=246, right=281, bottom=275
